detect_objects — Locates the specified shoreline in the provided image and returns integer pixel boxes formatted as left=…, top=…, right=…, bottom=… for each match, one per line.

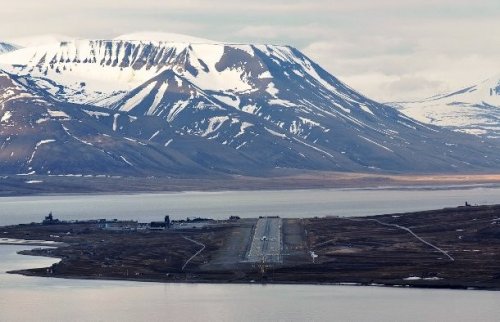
left=6, top=267, right=499, bottom=291
left=3, top=172, right=500, bottom=197
left=2, top=181, right=500, bottom=199
left=2, top=205, right=500, bottom=292
left=0, top=239, right=66, bottom=247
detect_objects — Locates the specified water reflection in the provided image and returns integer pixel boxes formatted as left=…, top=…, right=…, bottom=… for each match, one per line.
left=1, top=245, right=500, bottom=322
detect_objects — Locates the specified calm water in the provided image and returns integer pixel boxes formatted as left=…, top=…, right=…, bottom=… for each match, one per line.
left=1, top=245, right=500, bottom=322
left=1, top=186, right=500, bottom=225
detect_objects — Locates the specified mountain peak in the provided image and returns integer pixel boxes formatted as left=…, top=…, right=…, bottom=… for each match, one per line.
left=2, top=35, right=500, bottom=174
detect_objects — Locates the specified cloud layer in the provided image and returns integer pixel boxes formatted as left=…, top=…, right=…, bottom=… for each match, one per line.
left=1, top=1, right=499, bottom=101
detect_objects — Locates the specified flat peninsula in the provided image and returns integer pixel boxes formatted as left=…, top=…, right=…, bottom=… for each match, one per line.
left=2, top=204, right=500, bottom=290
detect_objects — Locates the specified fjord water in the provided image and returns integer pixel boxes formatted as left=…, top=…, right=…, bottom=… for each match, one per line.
left=2, top=186, right=500, bottom=225
left=1, top=245, right=500, bottom=322
left=2, top=187, right=500, bottom=321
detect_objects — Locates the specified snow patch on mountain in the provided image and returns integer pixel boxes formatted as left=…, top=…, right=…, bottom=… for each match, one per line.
left=47, top=109, right=70, bottom=119
left=202, top=116, right=230, bottom=137
left=83, top=109, right=110, bottom=119
left=148, top=82, right=169, bottom=115
left=2, top=35, right=500, bottom=173
left=28, top=139, right=56, bottom=164
left=1, top=111, right=12, bottom=123
left=235, top=121, right=253, bottom=138
left=394, top=75, right=500, bottom=139
left=265, top=127, right=287, bottom=139
left=120, top=83, right=156, bottom=112
left=266, top=82, right=279, bottom=96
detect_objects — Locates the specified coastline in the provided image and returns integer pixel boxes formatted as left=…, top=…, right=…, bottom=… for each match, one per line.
left=0, top=239, right=66, bottom=247
left=7, top=267, right=498, bottom=291
left=2, top=182, right=500, bottom=199
left=3, top=172, right=500, bottom=197
left=3, top=205, right=500, bottom=292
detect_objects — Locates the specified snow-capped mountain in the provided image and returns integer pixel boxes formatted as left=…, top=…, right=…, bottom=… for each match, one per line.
left=0, top=42, right=18, bottom=54
left=0, top=70, right=266, bottom=176
left=393, top=76, right=500, bottom=139
left=1, top=33, right=500, bottom=176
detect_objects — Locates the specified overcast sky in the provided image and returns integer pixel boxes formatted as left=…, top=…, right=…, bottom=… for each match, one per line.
left=2, top=0, right=500, bottom=102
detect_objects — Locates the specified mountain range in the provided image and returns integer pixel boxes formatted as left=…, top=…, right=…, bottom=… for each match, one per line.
left=393, top=75, right=500, bottom=140
left=1, top=33, right=500, bottom=177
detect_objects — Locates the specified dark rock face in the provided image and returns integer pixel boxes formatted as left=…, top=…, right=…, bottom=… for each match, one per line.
left=1, top=40, right=500, bottom=176
left=0, top=42, right=18, bottom=54
left=0, top=72, right=260, bottom=176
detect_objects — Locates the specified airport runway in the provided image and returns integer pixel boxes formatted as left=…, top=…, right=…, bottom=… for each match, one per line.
left=247, top=217, right=282, bottom=263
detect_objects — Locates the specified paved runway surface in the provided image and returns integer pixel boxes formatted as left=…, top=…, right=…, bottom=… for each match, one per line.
left=247, top=217, right=282, bottom=263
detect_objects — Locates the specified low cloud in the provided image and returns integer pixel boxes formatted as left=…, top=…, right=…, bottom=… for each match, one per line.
left=382, top=77, right=444, bottom=100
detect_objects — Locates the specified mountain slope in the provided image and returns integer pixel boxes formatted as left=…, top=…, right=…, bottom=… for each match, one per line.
left=1, top=37, right=500, bottom=174
left=0, top=70, right=265, bottom=176
left=0, top=42, right=19, bottom=54
left=393, top=76, right=500, bottom=139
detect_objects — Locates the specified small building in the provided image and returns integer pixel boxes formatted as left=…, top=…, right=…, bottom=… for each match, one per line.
left=42, top=212, right=60, bottom=225
left=149, top=215, right=171, bottom=231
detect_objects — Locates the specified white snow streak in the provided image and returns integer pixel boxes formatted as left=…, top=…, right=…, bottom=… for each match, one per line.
left=202, top=116, right=229, bottom=137
left=120, top=83, right=156, bottom=112
left=149, top=130, right=161, bottom=141
left=164, top=139, right=173, bottom=147
left=293, top=137, right=336, bottom=159
left=119, top=155, right=134, bottom=166
left=47, top=109, right=70, bottom=118
left=265, top=127, right=287, bottom=139
left=83, top=110, right=110, bottom=118
left=61, top=125, right=93, bottom=146
left=1, top=111, right=12, bottom=123
left=113, top=113, right=119, bottom=131
left=147, top=82, right=169, bottom=115
left=235, top=122, right=253, bottom=138
left=28, top=139, right=56, bottom=164
left=358, top=135, right=394, bottom=152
